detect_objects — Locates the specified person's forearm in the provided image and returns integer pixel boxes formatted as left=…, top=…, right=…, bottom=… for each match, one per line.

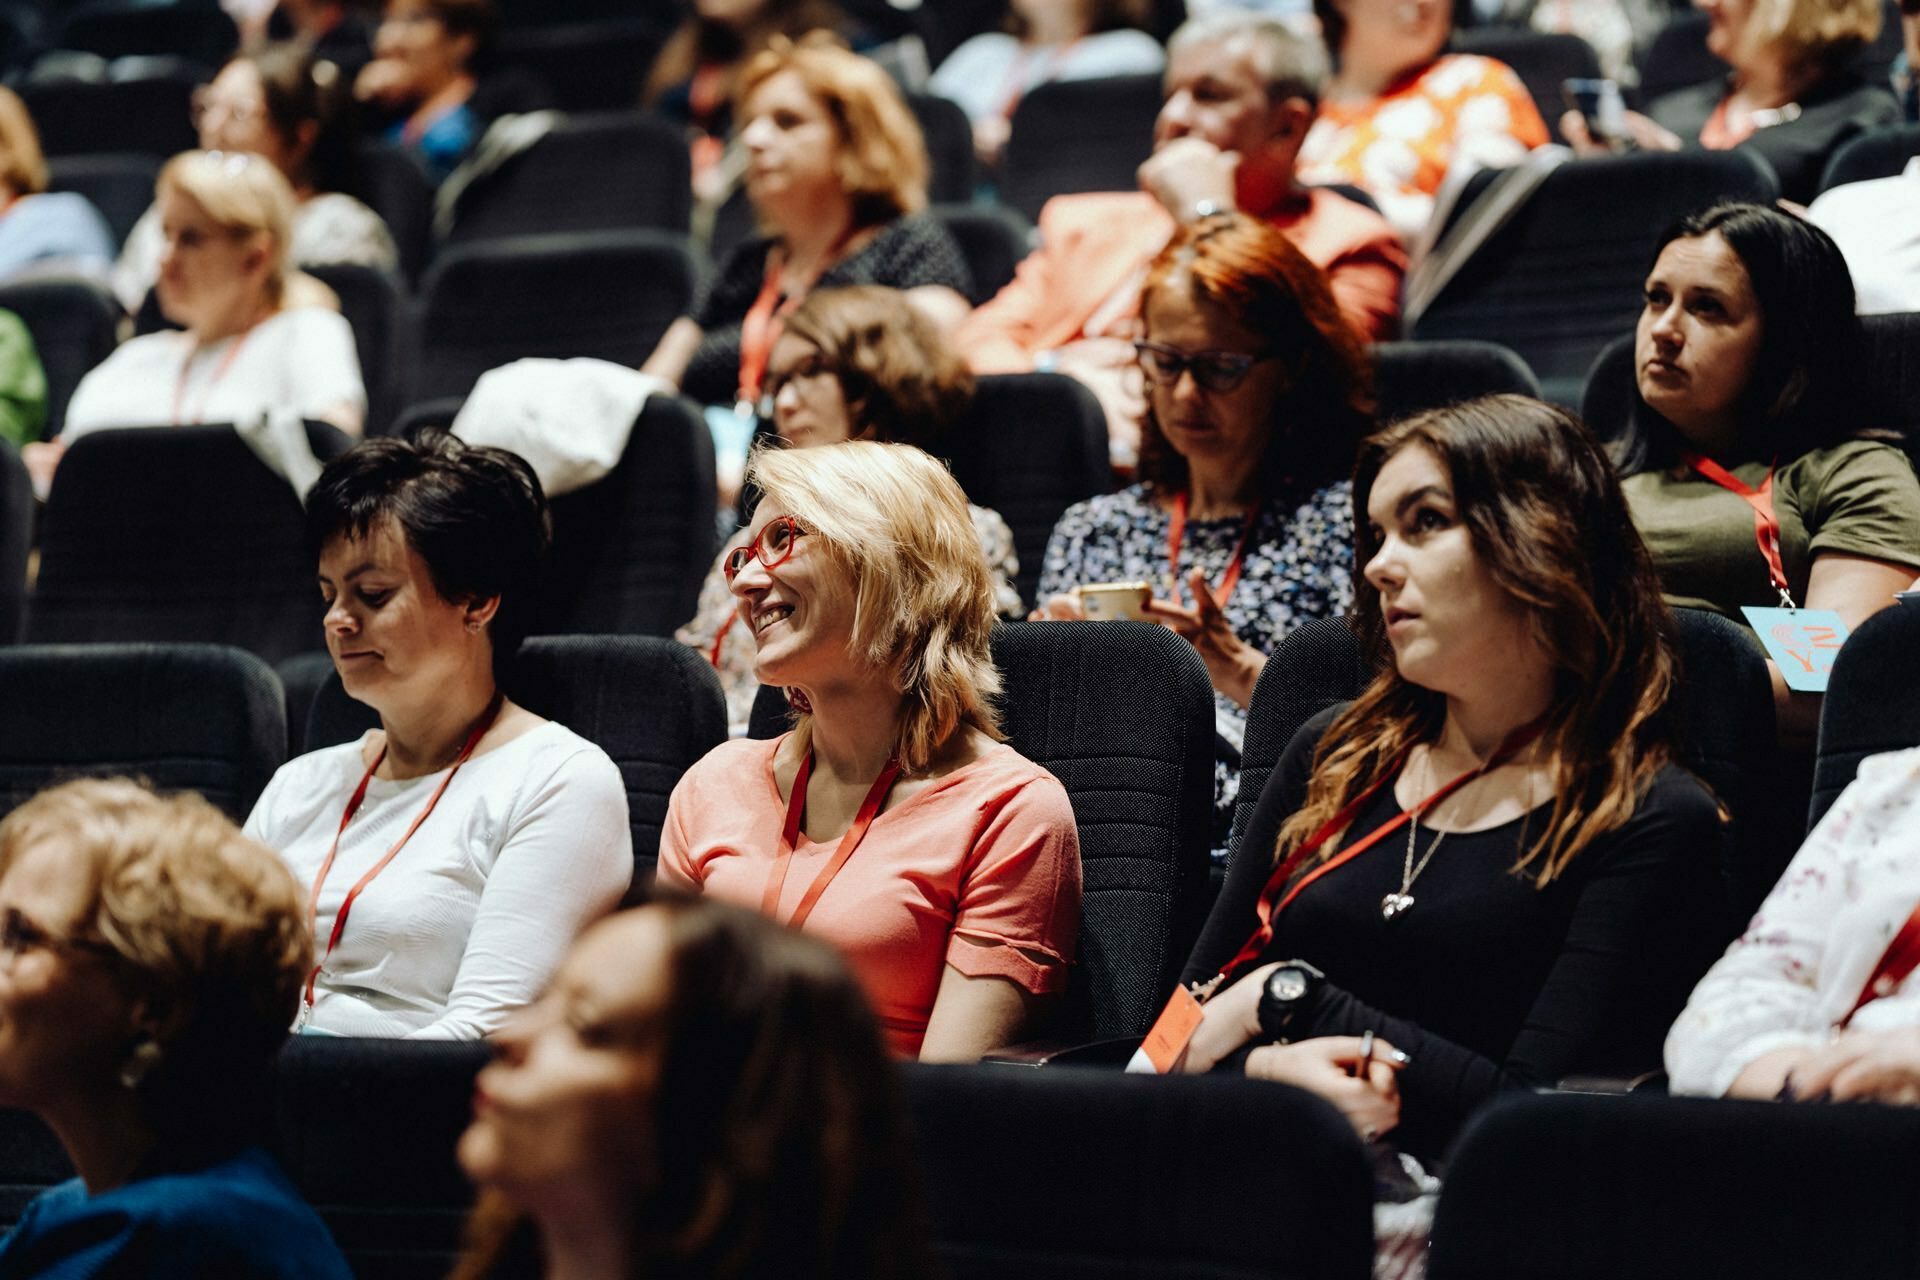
left=641, top=316, right=703, bottom=387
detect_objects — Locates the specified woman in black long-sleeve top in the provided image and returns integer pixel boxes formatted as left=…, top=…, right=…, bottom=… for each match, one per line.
left=1172, top=395, right=1727, bottom=1163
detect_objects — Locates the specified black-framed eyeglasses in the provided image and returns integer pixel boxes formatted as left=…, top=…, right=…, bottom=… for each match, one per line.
left=723, top=515, right=808, bottom=582
left=1134, top=340, right=1279, bottom=393
left=0, top=907, right=117, bottom=965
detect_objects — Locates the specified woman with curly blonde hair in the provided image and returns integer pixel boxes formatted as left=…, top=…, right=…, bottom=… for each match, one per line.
left=658, top=440, right=1081, bottom=1061
left=0, top=778, right=349, bottom=1279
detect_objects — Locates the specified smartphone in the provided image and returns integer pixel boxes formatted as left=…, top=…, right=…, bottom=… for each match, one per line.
left=1078, top=581, right=1153, bottom=622
left=1562, top=77, right=1626, bottom=147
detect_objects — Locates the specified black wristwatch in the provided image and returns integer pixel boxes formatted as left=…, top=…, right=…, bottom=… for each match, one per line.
left=1257, top=960, right=1326, bottom=1042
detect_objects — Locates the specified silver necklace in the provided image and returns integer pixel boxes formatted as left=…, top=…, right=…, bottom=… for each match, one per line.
left=1382, top=748, right=1484, bottom=921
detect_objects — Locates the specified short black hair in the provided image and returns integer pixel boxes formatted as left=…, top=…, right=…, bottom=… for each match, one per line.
left=305, top=431, right=551, bottom=677
left=1621, top=201, right=1872, bottom=474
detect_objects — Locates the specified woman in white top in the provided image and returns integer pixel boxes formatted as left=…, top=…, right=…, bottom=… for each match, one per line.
left=246, top=432, right=633, bottom=1039
left=1667, top=746, right=1920, bottom=1103
left=931, top=0, right=1165, bottom=167
left=25, top=150, right=366, bottom=496
left=113, top=43, right=399, bottom=312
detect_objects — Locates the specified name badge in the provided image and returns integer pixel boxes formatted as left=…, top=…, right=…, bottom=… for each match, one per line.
left=1127, top=984, right=1205, bottom=1075
left=1741, top=606, right=1850, bottom=692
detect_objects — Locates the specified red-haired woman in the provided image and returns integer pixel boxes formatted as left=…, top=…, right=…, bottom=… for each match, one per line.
left=1172, top=395, right=1723, bottom=1164
left=1034, top=213, right=1371, bottom=860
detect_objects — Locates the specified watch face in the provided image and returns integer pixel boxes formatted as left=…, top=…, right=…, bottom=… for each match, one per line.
left=1271, top=968, right=1310, bottom=1002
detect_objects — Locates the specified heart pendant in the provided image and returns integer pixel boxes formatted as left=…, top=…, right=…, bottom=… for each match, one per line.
left=1380, top=892, right=1415, bottom=920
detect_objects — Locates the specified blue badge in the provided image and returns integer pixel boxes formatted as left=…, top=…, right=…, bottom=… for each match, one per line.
left=1741, top=607, right=1850, bottom=692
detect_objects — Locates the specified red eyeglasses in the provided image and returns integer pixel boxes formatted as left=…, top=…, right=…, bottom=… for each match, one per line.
left=723, top=515, right=808, bottom=582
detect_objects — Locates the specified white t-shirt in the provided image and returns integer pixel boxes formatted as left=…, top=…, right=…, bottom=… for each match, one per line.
left=1807, top=158, right=1920, bottom=317
left=929, top=30, right=1167, bottom=125
left=246, top=720, right=634, bottom=1040
left=61, top=306, right=365, bottom=442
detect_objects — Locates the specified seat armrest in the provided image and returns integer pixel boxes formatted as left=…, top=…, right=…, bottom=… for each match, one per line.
left=1550, top=1071, right=1667, bottom=1095
left=982, top=1036, right=1145, bottom=1068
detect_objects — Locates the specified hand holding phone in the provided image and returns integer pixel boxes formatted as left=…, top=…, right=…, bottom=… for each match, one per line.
left=1077, top=581, right=1154, bottom=622
left=1562, top=77, right=1627, bottom=149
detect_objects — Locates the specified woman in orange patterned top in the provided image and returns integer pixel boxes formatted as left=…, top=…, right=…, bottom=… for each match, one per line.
left=1296, top=0, right=1548, bottom=235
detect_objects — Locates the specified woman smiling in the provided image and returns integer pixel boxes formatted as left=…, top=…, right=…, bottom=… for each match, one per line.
left=658, top=441, right=1081, bottom=1061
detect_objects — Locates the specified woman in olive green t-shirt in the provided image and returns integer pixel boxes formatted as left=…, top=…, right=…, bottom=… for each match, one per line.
left=1618, top=202, right=1920, bottom=743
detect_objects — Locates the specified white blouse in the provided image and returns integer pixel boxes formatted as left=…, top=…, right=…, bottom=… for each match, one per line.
left=1666, top=746, right=1920, bottom=1097
left=246, top=721, right=634, bottom=1040
left=62, top=306, right=365, bottom=441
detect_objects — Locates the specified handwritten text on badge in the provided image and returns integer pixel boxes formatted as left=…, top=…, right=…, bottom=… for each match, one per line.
left=1741, top=607, right=1850, bottom=692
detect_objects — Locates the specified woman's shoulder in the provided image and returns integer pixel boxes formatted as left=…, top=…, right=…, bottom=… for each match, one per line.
left=1784, top=436, right=1917, bottom=481
left=260, top=305, right=355, bottom=342
left=1418, top=52, right=1531, bottom=99
left=942, top=740, right=1077, bottom=820
left=679, top=733, right=783, bottom=791
left=1060, top=482, right=1156, bottom=528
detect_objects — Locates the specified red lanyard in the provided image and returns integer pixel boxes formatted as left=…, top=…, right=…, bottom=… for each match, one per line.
left=171, top=330, right=253, bottom=426
left=762, top=749, right=902, bottom=931
left=1203, top=724, right=1543, bottom=992
left=1167, top=491, right=1262, bottom=609
left=736, top=233, right=852, bottom=410
left=1683, top=452, right=1795, bottom=608
left=708, top=609, right=738, bottom=667
left=1844, top=902, right=1920, bottom=1027
left=300, top=693, right=503, bottom=1018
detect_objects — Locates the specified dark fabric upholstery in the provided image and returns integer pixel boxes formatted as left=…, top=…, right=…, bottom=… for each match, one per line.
left=909, top=90, right=978, bottom=205
left=19, top=70, right=199, bottom=158
left=0, top=439, right=26, bottom=646
left=1371, top=339, right=1542, bottom=426
left=753, top=622, right=1216, bottom=1040
left=0, top=276, right=119, bottom=440
left=532, top=394, right=717, bottom=638
left=1429, top=1092, right=1920, bottom=1280
left=493, top=21, right=666, bottom=114
left=1225, top=617, right=1378, bottom=873
left=28, top=424, right=351, bottom=664
left=445, top=110, right=690, bottom=244
left=45, top=151, right=158, bottom=249
left=1577, top=332, right=1634, bottom=450
left=349, top=142, right=435, bottom=285
left=57, top=0, right=237, bottom=66
left=305, top=262, right=407, bottom=439
left=1811, top=603, right=1920, bottom=828
left=304, top=635, right=726, bottom=887
left=1819, top=122, right=1920, bottom=191
left=413, top=230, right=696, bottom=404
left=270, top=1038, right=493, bottom=1280
left=929, top=202, right=1033, bottom=306
left=905, top=1064, right=1374, bottom=1280
left=1633, top=10, right=1724, bottom=107
left=1410, top=149, right=1778, bottom=406
left=274, top=650, right=335, bottom=761
left=1450, top=29, right=1601, bottom=144
left=1224, top=609, right=1772, bottom=932
left=1001, top=74, right=1163, bottom=223
left=0, top=642, right=286, bottom=823
left=942, top=372, right=1113, bottom=610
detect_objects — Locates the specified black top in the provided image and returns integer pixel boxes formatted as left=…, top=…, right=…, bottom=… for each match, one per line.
left=1182, top=706, right=1725, bottom=1160
left=1648, top=71, right=1902, bottom=204
left=682, top=213, right=972, bottom=407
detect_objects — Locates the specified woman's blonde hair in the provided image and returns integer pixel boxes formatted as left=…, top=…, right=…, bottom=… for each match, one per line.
left=744, top=440, right=1003, bottom=771
left=0, top=87, right=48, bottom=195
left=0, top=778, right=311, bottom=1149
left=735, top=33, right=928, bottom=229
left=158, top=149, right=297, bottom=303
left=1750, top=0, right=1881, bottom=72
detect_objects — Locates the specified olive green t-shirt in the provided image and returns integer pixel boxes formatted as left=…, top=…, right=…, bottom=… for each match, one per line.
left=1624, top=440, right=1920, bottom=623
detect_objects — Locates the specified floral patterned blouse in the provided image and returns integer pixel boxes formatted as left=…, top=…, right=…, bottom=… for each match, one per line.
left=1665, top=746, right=1920, bottom=1097
left=1037, top=481, right=1356, bottom=860
left=679, top=503, right=1022, bottom=731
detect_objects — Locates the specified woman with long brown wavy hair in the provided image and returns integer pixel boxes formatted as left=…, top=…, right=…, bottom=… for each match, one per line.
left=452, top=895, right=936, bottom=1280
left=1170, top=395, right=1725, bottom=1163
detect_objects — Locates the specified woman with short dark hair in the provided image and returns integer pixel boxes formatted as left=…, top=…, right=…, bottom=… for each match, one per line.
left=0, top=777, right=350, bottom=1279
left=452, top=896, right=936, bottom=1280
left=246, top=431, right=632, bottom=1039
left=354, top=0, right=498, bottom=182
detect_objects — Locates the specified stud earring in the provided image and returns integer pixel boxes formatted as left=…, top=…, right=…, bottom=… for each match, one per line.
left=119, top=1038, right=163, bottom=1090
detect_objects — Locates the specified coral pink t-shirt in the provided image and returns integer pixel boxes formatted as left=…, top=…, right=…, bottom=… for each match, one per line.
left=656, top=735, right=1083, bottom=1056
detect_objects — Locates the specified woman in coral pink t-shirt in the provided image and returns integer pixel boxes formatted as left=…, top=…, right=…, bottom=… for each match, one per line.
left=656, top=440, right=1082, bottom=1061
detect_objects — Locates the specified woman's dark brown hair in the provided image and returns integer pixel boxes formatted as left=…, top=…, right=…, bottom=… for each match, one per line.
left=452, top=896, right=937, bottom=1280
left=641, top=0, right=847, bottom=115
left=1137, top=212, right=1374, bottom=498
left=1008, top=0, right=1153, bottom=37
left=1275, top=395, right=1683, bottom=887
left=238, top=42, right=361, bottom=194
left=781, top=284, right=974, bottom=450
